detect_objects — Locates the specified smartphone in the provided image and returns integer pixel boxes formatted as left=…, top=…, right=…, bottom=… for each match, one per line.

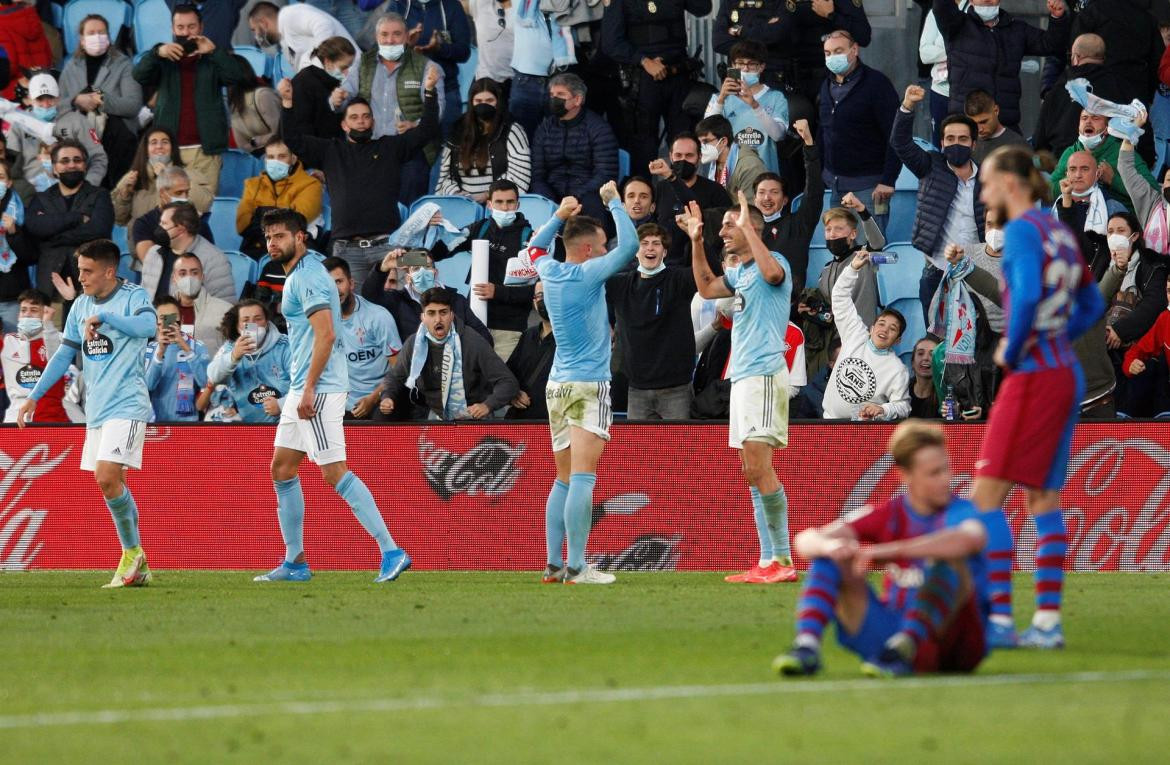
left=399, top=249, right=432, bottom=268
left=726, top=68, right=741, bottom=82
left=179, top=37, right=198, bottom=55
left=242, top=322, right=258, bottom=344
left=161, top=313, right=179, bottom=328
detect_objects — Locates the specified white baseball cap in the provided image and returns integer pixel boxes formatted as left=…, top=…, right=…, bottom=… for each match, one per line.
left=28, top=73, right=59, bottom=100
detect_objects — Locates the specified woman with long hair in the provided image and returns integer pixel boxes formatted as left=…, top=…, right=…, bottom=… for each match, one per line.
left=227, top=57, right=282, bottom=155
left=112, top=127, right=214, bottom=245
left=435, top=78, right=530, bottom=202
left=290, top=36, right=357, bottom=141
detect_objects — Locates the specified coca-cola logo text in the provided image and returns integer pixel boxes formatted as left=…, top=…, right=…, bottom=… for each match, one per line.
left=0, top=444, right=71, bottom=570
left=419, top=432, right=525, bottom=501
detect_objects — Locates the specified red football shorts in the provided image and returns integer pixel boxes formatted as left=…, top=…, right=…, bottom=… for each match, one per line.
left=913, top=596, right=987, bottom=674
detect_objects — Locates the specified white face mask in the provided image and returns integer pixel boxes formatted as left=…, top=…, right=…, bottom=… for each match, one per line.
left=973, top=3, right=1000, bottom=21
left=1107, top=233, right=1133, bottom=254
left=700, top=142, right=721, bottom=165
left=82, top=33, right=110, bottom=57
left=1080, top=132, right=1104, bottom=150
left=175, top=275, right=202, bottom=297
left=985, top=228, right=1004, bottom=252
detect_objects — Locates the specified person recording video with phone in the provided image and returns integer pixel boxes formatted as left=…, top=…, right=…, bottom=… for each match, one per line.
left=206, top=299, right=291, bottom=424
left=144, top=296, right=211, bottom=423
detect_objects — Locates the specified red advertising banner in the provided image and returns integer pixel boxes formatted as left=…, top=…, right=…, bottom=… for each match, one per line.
left=2, top=422, right=1169, bottom=572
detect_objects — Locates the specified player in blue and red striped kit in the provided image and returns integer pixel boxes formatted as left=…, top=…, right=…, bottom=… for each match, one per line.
left=972, top=146, right=1105, bottom=649
left=773, top=421, right=990, bottom=677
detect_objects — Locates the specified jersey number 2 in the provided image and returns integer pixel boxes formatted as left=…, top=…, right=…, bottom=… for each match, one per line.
left=1033, top=259, right=1081, bottom=331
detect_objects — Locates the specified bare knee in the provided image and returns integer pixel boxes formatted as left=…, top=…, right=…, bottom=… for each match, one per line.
left=1026, top=489, right=1061, bottom=514
left=320, top=461, right=348, bottom=487
left=93, top=465, right=123, bottom=499
left=271, top=448, right=302, bottom=482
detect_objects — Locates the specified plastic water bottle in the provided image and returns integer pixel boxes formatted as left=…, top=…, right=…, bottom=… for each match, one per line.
left=942, top=385, right=957, bottom=421
left=869, top=252, right=900, bottom=265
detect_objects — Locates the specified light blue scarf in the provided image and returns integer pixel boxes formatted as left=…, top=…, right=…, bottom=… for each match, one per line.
left=388, top=202, right=468, bottom=251
left=407, top=328, right=467, bottom=420
left=928, top=256, right=978, bottom=365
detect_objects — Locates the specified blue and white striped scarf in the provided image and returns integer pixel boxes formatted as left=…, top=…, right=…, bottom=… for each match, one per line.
left=407, top=328, right=467, bottom=420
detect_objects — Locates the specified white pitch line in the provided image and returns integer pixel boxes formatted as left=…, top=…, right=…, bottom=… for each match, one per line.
left=1, top=669, right=1167, bottom=730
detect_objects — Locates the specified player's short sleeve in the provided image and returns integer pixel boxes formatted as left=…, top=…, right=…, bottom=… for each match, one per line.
left=300, top=269, right=332, bottom=316
left=768, top=252, right=790, bottom=287
left=62, top=301, right=84, bottom=347
left=843, top=502, right=892, bottom=543
left=128, top=287, right=156, bottom=317
left=377, top=305, right=402, bottom=354
left=723, top=263, right=742, bottom=292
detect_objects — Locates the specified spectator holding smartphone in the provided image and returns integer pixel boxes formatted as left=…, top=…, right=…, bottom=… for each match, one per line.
left=144, top=295, right=211, bottom=423
left=207, top=299, right=291, bottom=423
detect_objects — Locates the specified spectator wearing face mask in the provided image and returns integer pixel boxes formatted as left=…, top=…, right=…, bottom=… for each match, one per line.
left=128, top=166, right=214, bottom=267
left=754, top=118, right=822, bottom=297
left=704, top=41, right=788, bottom=175
left=113, top=128, right=215, bottom=255
left=433, top=180, right=534, bottom=358
left=290, top=36, right=358, bottom=142
left=1053, top=150, right=1128, bottom=278
left=361, top=248, right=491, bottom=344
left=380, top=287, right=517, bottom=421
left=647, top=133, right=733, bottom=267
left=1050, top=110, right=1157, bottom=216
left=26, top=140, right=114, bottom=301
left=324, top=256, right=402, bottom=419
left=818, top=29, right=901, bottom=231
left=141, top=203, right=236, bottom=303
left=0, top=159, right=27, bottom=333
left=505, top=280, right=556, bottom=420
left=132, top=3, right=252, bottom=193
left=822, top=250, right=910, bottom=420
left=57, top=14, right=144, bottom=185
left=2, top=289, right=75, bottom=422
left=144, top=295, right=211, bottom=423
left=237, top=138, right=324, bottom=258
left=14, top=72, right=109, bottom=192
left=606, top=222, right=698, bottom=420
left=248, top=1, right=360, bottom=75
left=694, top=114, right=767, bottom=203
left=154, top=252, right=232, bottom=353
left=816, top=204, right=884, bottom=328
left=207, top=298, right=291, bottom=423
left=435, top=78, right=531, bottom=201
left=530, top=73, right=619, bottom=222
left=1118, top=114, right=1170, bottom=260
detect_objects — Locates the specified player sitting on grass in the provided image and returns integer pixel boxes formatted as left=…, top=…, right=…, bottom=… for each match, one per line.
left=773, top=420, right=990, bottom=677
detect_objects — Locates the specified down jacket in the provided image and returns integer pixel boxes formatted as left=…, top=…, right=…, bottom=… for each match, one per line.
left=530, top=108, right=619, bottom=221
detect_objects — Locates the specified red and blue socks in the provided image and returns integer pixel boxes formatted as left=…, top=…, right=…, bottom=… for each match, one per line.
left=794, top=558, right=843, bottom=648
left=982, top=508, right=1014, bottom=626
left=894, top=562, right=961, bottom=658
left=1032, top=509, right=1067, bottom=624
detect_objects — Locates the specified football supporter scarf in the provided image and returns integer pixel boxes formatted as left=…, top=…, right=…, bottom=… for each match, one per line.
left=928, top=255, right=977, bottom=365
left=407, top=327, right=467, bottom=420
left=1120, top=249, right=1141, bottom=293
left=1143, top=201, right=1170, bottom=255
left=388, top=202, right=468, bottom=251
left=1052, top=185, right=1108, bottom=236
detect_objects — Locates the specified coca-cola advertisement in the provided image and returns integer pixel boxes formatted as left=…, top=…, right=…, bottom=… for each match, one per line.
left=3, top=422, right=1169, bottom=572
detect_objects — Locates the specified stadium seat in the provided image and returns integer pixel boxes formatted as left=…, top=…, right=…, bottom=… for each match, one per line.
left=319, top=188, right=331, bottom=233
left=889, top=297, right=927, bottom=359
left=209, top=197, right=243, bottom=252
left=790, top=192, right=803, bottom=212
left=134, top=0, right=171, bottom=53
left=257, top=254, right=272, bottom=275
left=232, top=45, right=273, bottom=81
left=117, top=253, right=140, bottom=284
left=63, top=0, right=130, bottom=55
left=875, top=242, right=926, bottom=306
left=518, top=194, right=557, bottom=229
left=458, top=46, right=478, bottom=106
left=398, top=202, right=409, bottom=221
left=885, top=189, right=917, bottom=243
left=111, top=224, right=128, bottom=255
left=224, top=250, right=257, bottom=299
left=410, top=194, right=483, bottom=230
left=218, top=150, right=260, bottom=199
left=618, top=149, right=630, bottom=181
left=807, top=246, right=831, bottom=287
left=436, top=252, right=471, bottom=297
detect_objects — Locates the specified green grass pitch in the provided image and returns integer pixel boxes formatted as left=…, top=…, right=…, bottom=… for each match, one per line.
left=2, top=572, right=1168, bottom=763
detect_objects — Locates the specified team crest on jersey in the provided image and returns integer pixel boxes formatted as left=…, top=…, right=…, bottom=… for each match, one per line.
left=732, top=291, right=745, bottom=313
left=835, top=357, right=877, bottom=404
left=37, top=346, right=46, bottom=362
left=83, top=332, right=114, bottom=360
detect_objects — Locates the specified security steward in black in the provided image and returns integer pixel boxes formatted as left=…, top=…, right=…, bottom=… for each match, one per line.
left=602, top=0, right=713, bottom=174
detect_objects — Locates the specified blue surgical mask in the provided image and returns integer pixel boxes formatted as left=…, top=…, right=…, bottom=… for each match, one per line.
left=169, top=195, right=189, bottom=204
left=763, top=209, right=783, bottom=223
left=327, top=67, right=345, bottom=81
left=411, top=268, right=436, bottom=292
left=17, top=317, right=42, bottom=337
left=1080, top=132, right=1104, bottom=150
left=741, top=71, right=760, bottom=87
left=379, top=44, right=405, bottom=62
left=265, top=159, right=291, bottom=181
left=973, top=3, right=1000, bottom=21
left=32, top=105, right=57, bottom=122
left=637, top=262, right=666, bottom=276
left=825, top=53, right=851, bottom=76
left=490, top=209, right=516, bottom=227
left=0, top=181, right=9, bottom=197
left=40, top=159, right=52, bottom=172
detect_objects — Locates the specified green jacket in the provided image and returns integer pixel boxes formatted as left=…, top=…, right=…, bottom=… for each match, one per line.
left=1049, top=135, right=1157, bottom=215
left=357, top=48, right=439, bottom=164
left=132, top=46, right=252, bottom=155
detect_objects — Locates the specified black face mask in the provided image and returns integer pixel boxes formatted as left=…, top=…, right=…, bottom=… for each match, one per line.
left=671, top=159, right=697, bottom=181
left=535, top=300, right=549, bottom=320
left=826, top=236, right=854, bottom=259
left=549, top=97, right=568, bottom=118
left=472, top=103, right=497, bottom=122
left=942, top=143, right=972, bottom=168
left=153, top=225, right=169, bottom=245
left=58, top=170, right=85, bottom=189
left=348, top=127, right=373, bottom=143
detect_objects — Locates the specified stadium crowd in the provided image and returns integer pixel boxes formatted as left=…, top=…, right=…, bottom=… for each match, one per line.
left=3, top=0, right=1170, bottom=425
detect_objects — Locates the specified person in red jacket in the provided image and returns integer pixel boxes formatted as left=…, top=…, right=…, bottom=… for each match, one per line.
left=1123, top=278, right=1170, bottom=381
left=0, top=1, right=52, bottom=100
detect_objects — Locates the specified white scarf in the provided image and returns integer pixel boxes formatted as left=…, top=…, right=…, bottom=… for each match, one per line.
left=1121, top=250, right=1141, bottom=292
left=407, top=328, right=467, bottom=420
left=388, top=202, right=468, bottom=251
left=1053, top=185, right=1108, bottom=236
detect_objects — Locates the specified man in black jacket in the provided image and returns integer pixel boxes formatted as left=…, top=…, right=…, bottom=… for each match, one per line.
left=606, top=222, right=697, bottom=419
left=433, top=180, right=535, bottom=360
left=505, top=281, right=556, bottom=421
left=25, top=140, right=114, bottom=301
left=648, top=133, right=732, bottom=268
left=276, top=68, right=439, bottom=295
left=754, top=118, right=822, bottom=297
left=380, top=288, right=518, bottom=420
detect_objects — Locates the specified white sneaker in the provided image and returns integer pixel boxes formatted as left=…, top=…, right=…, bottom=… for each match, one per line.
left=564, top=564, right=616, bottom=585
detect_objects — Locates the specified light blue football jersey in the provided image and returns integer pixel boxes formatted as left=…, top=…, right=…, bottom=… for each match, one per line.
left=723, top=251, right=792, bottom=382
left=283, top=252, right=349, bottom=393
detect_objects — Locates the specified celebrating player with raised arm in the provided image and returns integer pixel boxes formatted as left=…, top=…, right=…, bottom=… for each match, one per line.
left=17, top=240, right=157, bottom=588
left=969, top=145, right=1104, bottom=649
left=255, top=209, right=410, bottom=584
left=525, top=181, right=637, bottom=584
left=688, top=193, right=797, bottom=584
left=773, top=421, right=990, bottom=677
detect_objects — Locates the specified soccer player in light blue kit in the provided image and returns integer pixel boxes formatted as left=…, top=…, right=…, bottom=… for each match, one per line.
left=526, top=181, right=637, bottom=584
left=17, top=240, right=157, bottom=588
left=686, top=193, right=798, bottom=584
left=254, top=209, right=410, bottom=583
